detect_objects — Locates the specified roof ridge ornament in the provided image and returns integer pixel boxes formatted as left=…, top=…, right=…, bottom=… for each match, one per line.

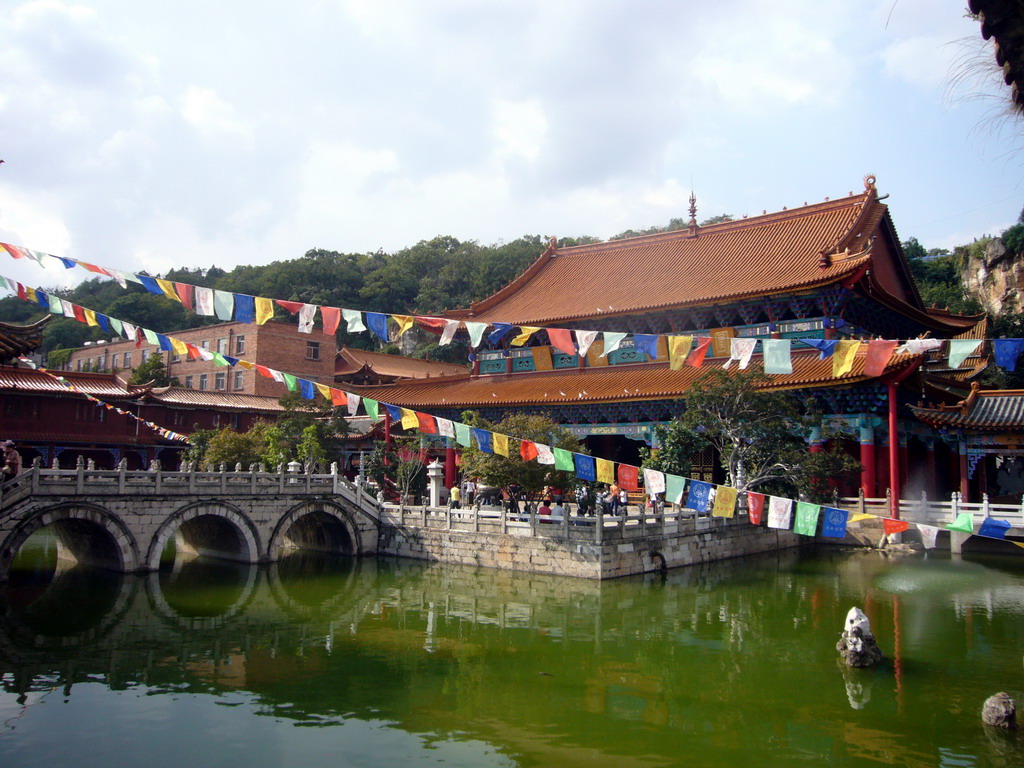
left=688, top=191, right=699, bottom=238
left=864, top=174, right=877, bottom=192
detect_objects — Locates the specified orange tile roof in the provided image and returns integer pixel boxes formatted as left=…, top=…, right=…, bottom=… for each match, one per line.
left=450, top=191, right=883, bottom=326
left=335, top=346, right=468, bottom=379
left=911, top=384, right=1024, bottom=431
left=144, top=387, right=286, bottom=413
left=348, top=350, right=920, bottom=411
left=0, top=367, right=145, bottom=398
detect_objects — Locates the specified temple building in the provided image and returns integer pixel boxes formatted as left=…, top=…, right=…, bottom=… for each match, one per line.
left=349, top=177, right=995, bottom=506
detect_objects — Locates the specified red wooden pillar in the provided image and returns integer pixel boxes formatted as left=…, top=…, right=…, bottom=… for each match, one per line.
left=888, top=381, right=901, bottom=519
left=859, top=423, right=876, bottom=497
left=384, top=411, right=392, bottom=451
left=959, top=448, right=970, bottom=502
left=444, top=445, right=457, bottom=489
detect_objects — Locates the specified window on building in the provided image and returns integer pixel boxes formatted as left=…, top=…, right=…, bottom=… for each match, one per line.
left=74, top=401, right=105, bottom=422
left=306, top=341, right=321, bottom=360
left=76, top=359, right=82, bottom=372
left=201, top=340, right=210, bottom=350
left=216, top=337, right=228, bottom=354
left=170, top=353, right=180, bottom=363
left=235, top=335, right=246, bottom=355
left=215, top=372, right=226, bottom=391
left=123, top=352, right=132, bottom=368
left=141, top=349, right=150, bottom=362
left=199, top=374, right=208, bottom=391
left=233, top=370, right=244, bottom=390
left=184, top=375, right=194, bottom=389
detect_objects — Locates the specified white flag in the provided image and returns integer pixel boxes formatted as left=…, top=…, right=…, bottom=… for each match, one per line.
left=918, top=524, right=939, bottom=550
left=439, top=319, right=459, bottom=346
left=298, top=303, right=317, bottom=334
left=436, top=417, right=456, bottom=438
left=536, top=444, right=556, bottom=465
left=643, top=468, right=666, bottom=495
left=346, top=392, right=361, bottom=416
left=576, top=330, right=599, bottom=358
left=195, top=286, right=215, bottom=316
left=767, top=497, right=793, bottom=529
left=343, top=309, right=366, bottom=333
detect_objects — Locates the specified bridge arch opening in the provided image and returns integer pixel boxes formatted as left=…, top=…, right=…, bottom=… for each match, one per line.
left=270, top=502, right=362, bottom=559
left=0, top=505, right=138, bottom=584
left=148, top=503, right=260, bottom=571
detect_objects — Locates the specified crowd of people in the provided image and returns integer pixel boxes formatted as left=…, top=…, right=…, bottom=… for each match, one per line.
left=448, top=476, right=663, bottom=518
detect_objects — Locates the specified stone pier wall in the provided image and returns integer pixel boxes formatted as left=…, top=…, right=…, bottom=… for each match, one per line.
left=378, top=514, right=801, bottom=579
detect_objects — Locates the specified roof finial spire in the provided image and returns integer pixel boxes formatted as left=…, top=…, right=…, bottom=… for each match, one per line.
left=688, top=190, right=698, bottom=227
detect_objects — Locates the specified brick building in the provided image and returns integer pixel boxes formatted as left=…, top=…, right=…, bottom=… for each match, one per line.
left=61, top=320, right=337, bottom=398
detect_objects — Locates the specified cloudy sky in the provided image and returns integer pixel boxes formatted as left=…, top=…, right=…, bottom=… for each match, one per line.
left=1, top=0, right=1021, bottom=293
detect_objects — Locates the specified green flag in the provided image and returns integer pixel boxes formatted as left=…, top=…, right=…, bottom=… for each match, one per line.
left=946, top=512, right=974, bottom=533
left=455, top=422, right=471, bottom=447
left=793, top=502, right=821, bottom=536
left=283, top=373, right=297, bottom=392
left=363, top=398, right=379, bottom=421
left=665, top=474, right=687, bottom=505
left=553, top=447, right=575, bottom=472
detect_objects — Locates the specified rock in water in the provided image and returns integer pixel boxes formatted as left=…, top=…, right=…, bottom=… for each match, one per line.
left=982, top=692, right=1017, bottom=729
left=836, top=607, right=884, bottom=668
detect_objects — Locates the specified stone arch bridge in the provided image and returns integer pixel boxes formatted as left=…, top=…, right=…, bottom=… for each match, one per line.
left=0, top=464, right=383, bottom=582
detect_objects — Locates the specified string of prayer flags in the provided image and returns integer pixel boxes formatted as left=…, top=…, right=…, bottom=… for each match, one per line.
left=821, top=507, right=849, bottom=537
left=767, top=497, right=793, bottom=529
left=574, top=454, right=597, bottom=481
left=685, top=480, right=713, bottom=512
left=793, top=502, right=821, bottom=536
left=762, top=339, right=792, bottom=374
left=712, top=485, right=737, bottom=518
left=832, top=340, right=862, bottom=377
left=746, top=491, right=765, bottom=525
left=617, top=464, right=639, bottom=491
left=948, top=339, right=982, bottom=369
left=668, top=335, right=693, bottom=370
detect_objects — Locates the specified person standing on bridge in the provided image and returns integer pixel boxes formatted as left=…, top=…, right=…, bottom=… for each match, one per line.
left=2, top=441, right=21, bottom=479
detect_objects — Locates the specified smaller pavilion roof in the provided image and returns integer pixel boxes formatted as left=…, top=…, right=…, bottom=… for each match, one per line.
left=335, top=346, right=468, bottom=381
left=0, top=367, right=146, bottom=399
left=144, top=386, right=286, bottom=413
left=911, top=383, right=1024, bottom=431
left=0, top=316, right=50, bottom=364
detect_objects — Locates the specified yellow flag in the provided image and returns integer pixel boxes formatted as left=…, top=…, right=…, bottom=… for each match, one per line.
left=511, top=326, right=541, bottom=346
left=315, top=383, right=332, bottom=400
left=848, top=513, right=876, bottom=524
left=156, top=278, right=180, bottom=301
left=237, top=359, right=255, bottom=369
left=393, top=315, right=415, bottom=338
left=255, top=297, right=275, bottom=325
left=597, top=458, right=615, bottom=484
left=668, top=335, right=693, bottom=370
left=25, top=287, right=37, bottom=303
left=492, top=433, right=509, bottom=456
left=170, top=337, right=189, bottom=356
left=833, top=340, right=862, bottom=377
left=712, top=485, right=738, bottom=518
left=400, top=408, right=418, bottom=430
left=83, top=308, right=99, bottom=327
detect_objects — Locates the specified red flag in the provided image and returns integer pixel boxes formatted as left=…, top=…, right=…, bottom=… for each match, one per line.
left=321, top=306, right=341, bottom=335
left=883, top=519, right=909, bottom=535
left=185, top=343, right=202, bottom=360
left=275, top=300, right=303, bottom=314
left=175, top=282, right=195, bottom=310
left=617, top=464, right=639, bottom=491
left=255, top=365, right=274, bottom=378
left=80, top=261, right=111, bottom=276
left=72, top=304, right=86, bottom=323
left=687, top=337, right=712, bottom=367
left=3, top=243, right=27, bottom=259
left=863, top=340, right=897, bottom=377
left=16, top=282, right=27, bottom=300
left=330, top=388, right=347, bottom=407
left=747, top=491, right=765, bottom=525
left=520, top=440, right=539, bottom=461
left=547, top=328, right=577, bottom=356
left=416, top=412, right=437, bottom=434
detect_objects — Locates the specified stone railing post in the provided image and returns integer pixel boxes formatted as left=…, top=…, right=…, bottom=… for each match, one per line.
left=250, top=463, right=258, bottom=493
left=118, top=458, right=127, bottom=494
left=596, top=504, right=604, bottom=544
left=151, top=460, right=162, bottom=493
left=220, top=463, right=227, bottom=493
left=331, top=462, right=340, bottom=495
left=76, top=455, right=85, bottom=493
left=982, top=492, right=990, bottom=518
left=500, top=502, right=507, bottom=534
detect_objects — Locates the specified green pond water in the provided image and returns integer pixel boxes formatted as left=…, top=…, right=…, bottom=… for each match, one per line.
left=1, top=537, right=1023, bottom=768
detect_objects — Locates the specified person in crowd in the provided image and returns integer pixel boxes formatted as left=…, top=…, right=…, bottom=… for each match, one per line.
left=2, top=441, right=21, bottom=479
left=619, top=486, right=629, bottom=513
left=551, top=500, right=566, bottom=520
left=607, top=482, right=621, bottom=514
left=463, top=478, right=476, bottom=505
left=449, top=484, right=461, bottom=509
left=575, top=484, right=591, bottom=516
left=537, top=498, right=553, bottom=522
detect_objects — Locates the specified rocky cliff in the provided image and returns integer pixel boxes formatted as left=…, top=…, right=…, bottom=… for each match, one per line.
left=961, top=236, right=1024, bottom=316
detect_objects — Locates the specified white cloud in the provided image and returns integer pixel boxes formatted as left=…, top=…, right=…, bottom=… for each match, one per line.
left=181, top=86, right=255, bottom=146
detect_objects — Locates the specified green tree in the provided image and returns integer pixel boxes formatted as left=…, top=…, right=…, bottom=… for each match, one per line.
left=128, top=353, right=180, bottom=387
left=364, top=437, right=428, bottom=502
left=203, top=425, right=267, bottom=468
left=457, top=412, right=581, bottom=499
left=639, top=421, right=708, bottom=477
left=678, top=369, right=859, bottom=501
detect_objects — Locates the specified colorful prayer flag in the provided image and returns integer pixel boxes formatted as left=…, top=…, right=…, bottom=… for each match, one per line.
left=821, top=507, right=849, bottom=537
left=492, top=432, right=508, bottom=455
left=574, top=454, right=597, bottom=481
left=617, top=464, right=639, bottom=491
left=793, top=502, right=820, bottom=536
left=596, top=458, right=615, bottom=484
left=553, top=447, right=574, bottom=471
left=668, top=335, right=693, bottom=370
left=762, top=339, right=792, bottom=374
left=832, top=340, right=862, bottom=377
left=863, top=339, right=897, bottom=377
left=712, top=485, right=738, bottom=518
left=685, top=480, right=712, bottom=512
left=746, top=491, right=765, bottom=525
left=767, top=497, right=793, bottom=529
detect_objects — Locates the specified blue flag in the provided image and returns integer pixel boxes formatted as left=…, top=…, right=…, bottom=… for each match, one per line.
left=993, top=339, right=1024, bottom=372
left=234, top=294, right=256, bottom=323
left=35, top=290, right=50, bottom=311
left=299, top=378, right=315, bottom=400
left=634, top=334, right=659, bottom=360
left=800, top=339, right=838, bottom=359
left=573, top=454, right=597, bottom=481
left=978, top=517, right=1012, bottom=539
left=472, top=428, right=493, bottom=454
left=96, top=314, right=111, bottom=333
left=384, top=403, right=402, bottom=422
left=156, top=334, right=173, bottom=352
left=685, top=480, right=713, bottom=512
left=138, top=275, right=163, bottom=295
left=821, top=507, right=849, bottom=538
left=488, top=323, right=513, bottom=345
left=366, top=312, right=389, bottom=342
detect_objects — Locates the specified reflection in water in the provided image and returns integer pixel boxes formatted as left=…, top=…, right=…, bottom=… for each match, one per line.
left=1, top=547, right=1023, bottom=768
